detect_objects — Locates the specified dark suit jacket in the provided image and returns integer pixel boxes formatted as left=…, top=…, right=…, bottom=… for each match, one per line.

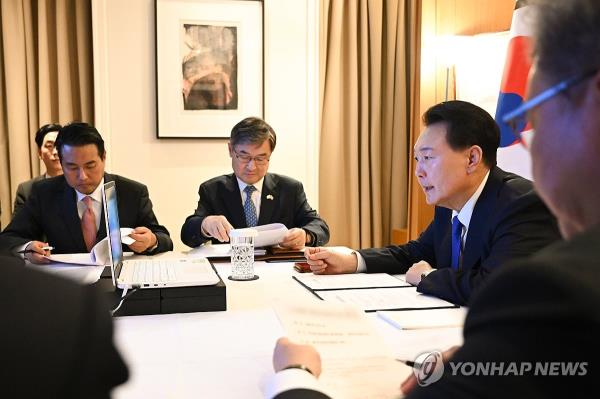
left=0, top=255, right=128, bottom=398
left=358, top=167, right=560, bottom=305
left=181, top=173, right=330, bottom=248
left=13, top=174, right=44, bottom=218
left=407, top=227, right=599, bottom=398
left=0, top=173, right=173, bottom=255
left=275, top=228, right=599, bottom=399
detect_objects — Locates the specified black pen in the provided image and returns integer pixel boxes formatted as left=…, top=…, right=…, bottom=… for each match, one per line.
left=17, top=246, right=54, bottom=254
left=396, top=359, right=422, bottom=369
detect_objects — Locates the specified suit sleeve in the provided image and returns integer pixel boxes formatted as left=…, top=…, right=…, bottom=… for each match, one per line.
left=417, top=192, right=560, bottom=305
left=12, top=182, right=27, bottom=219
left=274, top=389, right=331, bottom=399
left=292, top=182, right=330, bottom=246
left=0, top=185, right=45, bottom=251
left=407, top=258, right=595, bottom=399
left=181, top=183, right=214, bottom=248
left=358, top=221, right=437, bottom=274
left=136, top=185, right=173, bottom=254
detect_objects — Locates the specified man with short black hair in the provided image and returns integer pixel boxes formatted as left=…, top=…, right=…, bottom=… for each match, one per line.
left=181, top=116, right=329, bottom=249
left=268, top=1, right=599, bottom=397
left=12, top=123, right=63, bottom=217
left=0, top=122, right=173, bottom=263
left=305, top=100, right=559, bottom=305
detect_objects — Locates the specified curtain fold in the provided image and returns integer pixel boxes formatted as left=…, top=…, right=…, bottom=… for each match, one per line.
left=319, top=0, right=420, bottom=248
left=0, top=0, right=93, bottom=228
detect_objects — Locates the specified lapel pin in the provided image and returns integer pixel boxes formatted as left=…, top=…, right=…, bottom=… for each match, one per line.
left=266, top=194, right=274, bottom=200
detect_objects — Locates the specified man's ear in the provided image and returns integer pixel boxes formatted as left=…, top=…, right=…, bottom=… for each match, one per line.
left=466, top=145, right=483, bottom=173
left=38, top=149, right=43, bottom=160
left=228, top=142, right=233, bottom=158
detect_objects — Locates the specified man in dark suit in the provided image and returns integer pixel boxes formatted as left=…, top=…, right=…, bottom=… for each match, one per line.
left=305, top=101, right=559, bottom=305
left=181, top=117, right=329, bottom=249
left=0, top=123, right=173, bottom=263
left=1, top=255, right=128, bottom=397
left=12, top=123, right=64, bottom=218
left=267, top=1, right=599, bottom=397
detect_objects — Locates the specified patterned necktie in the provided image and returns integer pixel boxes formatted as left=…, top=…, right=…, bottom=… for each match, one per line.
left=243, top=185, right=258, bottom=227
left=451, top=216, right=463, bottom=270
left=81, top=196, right=97, bottom=251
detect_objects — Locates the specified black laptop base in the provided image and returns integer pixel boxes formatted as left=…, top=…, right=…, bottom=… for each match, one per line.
left=95, top=264, right=227, bottom=316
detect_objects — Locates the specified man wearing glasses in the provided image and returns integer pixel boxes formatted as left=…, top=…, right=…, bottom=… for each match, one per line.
left=181, top=117, right=329, bottom=249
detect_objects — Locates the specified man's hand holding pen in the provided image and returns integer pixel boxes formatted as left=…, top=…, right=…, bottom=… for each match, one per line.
left=20, top=241, right=53, bottom=264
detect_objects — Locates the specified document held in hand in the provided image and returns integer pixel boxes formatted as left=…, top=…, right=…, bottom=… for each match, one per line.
left=43, top=227, right=135, bottom=266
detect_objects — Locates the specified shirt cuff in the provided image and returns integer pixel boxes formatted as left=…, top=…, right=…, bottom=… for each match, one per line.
left=264, top=368, right=324, bottom=399
left=303, top=229, right=315, bottom=246
left=354, top=251, right=367, bottom=273
left=146, top=239, right=159, bottom=253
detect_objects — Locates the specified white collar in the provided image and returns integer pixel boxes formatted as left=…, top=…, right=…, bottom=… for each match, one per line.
left=452, top=171, right=490, bottom=230
left=75, top=178, right=105, bottom=203
left=236, top=176, right=264, bottom=194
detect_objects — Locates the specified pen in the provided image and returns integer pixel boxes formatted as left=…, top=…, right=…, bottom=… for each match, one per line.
left=396, top=359, right=422, bottom=369
left=17, top=246, right=54, bottom=254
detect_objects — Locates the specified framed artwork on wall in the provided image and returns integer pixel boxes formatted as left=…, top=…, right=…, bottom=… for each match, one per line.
left=155, top=0, right=263, bottom=138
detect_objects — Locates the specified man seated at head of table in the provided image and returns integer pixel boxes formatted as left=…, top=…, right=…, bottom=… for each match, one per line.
left=181, top=116, right=330, bottom=250
left=305, top=100, right=560, bottom=306
left=0, top=122, right=173, bottom=264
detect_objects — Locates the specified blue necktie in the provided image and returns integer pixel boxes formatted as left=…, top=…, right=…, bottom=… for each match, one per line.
left=451, top=216, right=463, bottom=270
left=243, top=185, right=258, bottom=227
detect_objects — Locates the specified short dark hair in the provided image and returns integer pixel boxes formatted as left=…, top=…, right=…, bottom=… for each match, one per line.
left=533, top=0, right=600, bottom=82
left=34, top=124, right=62, bottom=148
left=422, top=100, right=500, bottom=168
left=55, top=122, right=106, bottom=160
left=230, top=117, right=277, bottom=151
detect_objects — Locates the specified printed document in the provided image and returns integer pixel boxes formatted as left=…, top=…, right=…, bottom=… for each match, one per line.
left=275, top=302, right=409, bottom=399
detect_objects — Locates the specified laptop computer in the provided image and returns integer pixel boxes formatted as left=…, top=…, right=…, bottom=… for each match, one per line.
left=102, top=181, right=220, bottom=289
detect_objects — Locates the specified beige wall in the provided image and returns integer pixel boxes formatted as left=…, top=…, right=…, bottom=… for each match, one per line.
left=92, top=0, right=319, bottom=250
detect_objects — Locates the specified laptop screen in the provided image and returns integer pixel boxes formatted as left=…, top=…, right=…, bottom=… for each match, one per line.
left=102, top=181, right=124, bottom=285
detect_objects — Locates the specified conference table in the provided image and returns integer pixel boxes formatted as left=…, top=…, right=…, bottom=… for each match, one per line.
left=69, top=250, right=463, bottom=399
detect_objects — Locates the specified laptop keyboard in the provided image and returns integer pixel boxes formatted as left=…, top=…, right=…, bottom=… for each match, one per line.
left=129, top=260, right=177, bottom=283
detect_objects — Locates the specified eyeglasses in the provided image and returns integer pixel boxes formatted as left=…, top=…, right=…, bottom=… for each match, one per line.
left=502, top=68, right=598, bottom=143
left=233, top=150, right=270, bottom=165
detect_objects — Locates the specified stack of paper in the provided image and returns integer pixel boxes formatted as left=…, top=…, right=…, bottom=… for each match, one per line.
left=293, top=273, right=457, bottom=312
left=377, top=307, right=467, bottom=330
